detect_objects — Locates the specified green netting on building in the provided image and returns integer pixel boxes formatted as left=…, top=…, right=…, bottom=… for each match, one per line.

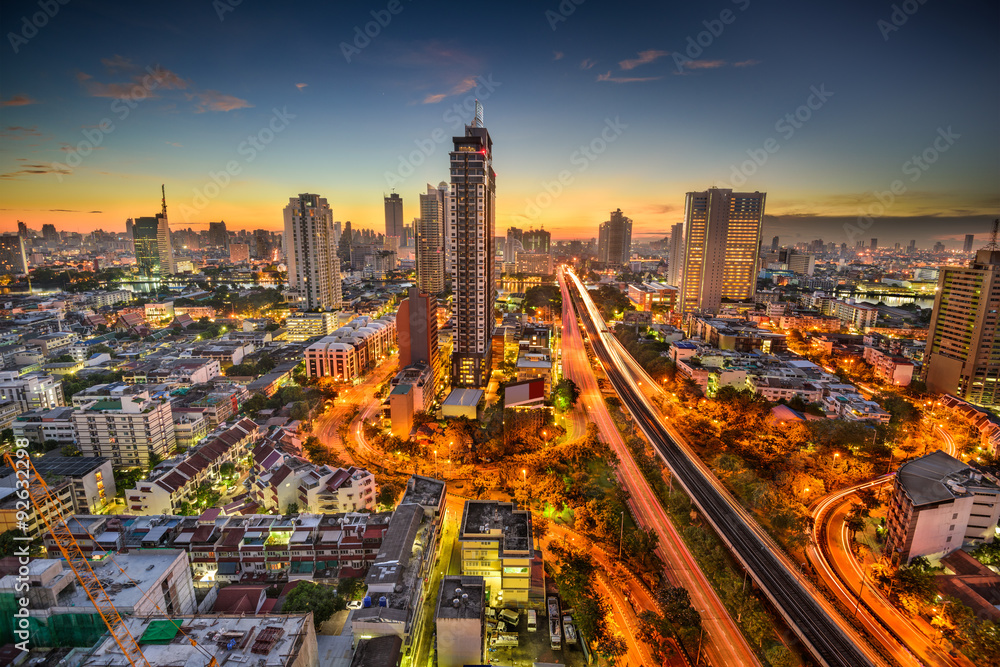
left=0, top=595, right=108, bottom=648
left=139, top=619, right=183, bottom=645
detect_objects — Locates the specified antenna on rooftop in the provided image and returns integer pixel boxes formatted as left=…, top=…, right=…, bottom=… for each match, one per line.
left=987, top=219, right=1000, bottom=251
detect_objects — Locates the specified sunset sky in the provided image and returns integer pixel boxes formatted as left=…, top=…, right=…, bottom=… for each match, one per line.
left=1, top=0, right=997, bottom=247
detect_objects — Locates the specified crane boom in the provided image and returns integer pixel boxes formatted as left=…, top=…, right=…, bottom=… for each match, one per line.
left=7, top=453, right=151, bottom=667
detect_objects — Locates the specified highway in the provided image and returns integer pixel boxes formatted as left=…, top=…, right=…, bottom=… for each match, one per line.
left=558, top=270, right=762, bottom=667
left=564, top=267, right=883, bottom=667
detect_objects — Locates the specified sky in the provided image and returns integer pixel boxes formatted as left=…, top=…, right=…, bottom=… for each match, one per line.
left=0, top=0, right=997, bottom=247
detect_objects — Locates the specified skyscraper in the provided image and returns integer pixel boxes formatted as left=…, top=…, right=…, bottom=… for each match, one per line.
left=449, top=101, right=496, bottom=388
left=283, top=193, right=342, bottom=311
left=667, top=222, right=684, bottom=287
left=253, top=229, right=273, bottom=260
left=385, top=193, right=404, bottom=245
left=597, top=209, right=632, bottom=267
left=0, top=233, right=28, bottom=275
left=133, top=218, right=164, bottom=278
left=964, top=234, right=975, bottom=252
left=17, top=221, right=28, bottom=238
left=417, top=183, right=447, bottom=294
left=679, top=187, right=765, bottom=314
left=125, top=218, right=134, bottom=240
left=870, top=238, right=878, bottom=250
left=505, top=227, right=523, bottom=265
left=208, top=221, right=229, bottom=249
left=522, top=228, right=551, bottom=254
left=397, top=286, right=441, bottom=392
left=41, top=224, right=58, bottom=243
left=771, top=235, right=779, bottom=252
left=924, top=228, right=1000, bottom=405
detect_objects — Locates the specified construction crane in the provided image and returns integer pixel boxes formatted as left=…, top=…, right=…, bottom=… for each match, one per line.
left=6, top=452, right=152, bottom=667
left=10, top=451, right=222, bottom=667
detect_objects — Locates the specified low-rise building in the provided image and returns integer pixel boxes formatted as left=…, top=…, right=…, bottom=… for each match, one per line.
left=73, top=388, right=175, bottom=467
left=459, top=500, right=536, bottom=606
left=0, top=371, right=64, bottom=414
left=436, top=576, right=486, bottom=667
left=25, top=331, right=79, bottom=357
left=303, top=316, right=397, bottom=382
left=286, top=312, right=340, bottom=343
left=12, top=406, right=76, bottom=445
left=862, top=346, right=914, bottom=387
left=885, top=450, right=1000, bottom=565
left=832, top=299, right=878, bottom=329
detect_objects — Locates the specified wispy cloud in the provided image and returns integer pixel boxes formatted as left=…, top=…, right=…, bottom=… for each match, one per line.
left=421, top=76, right=479, bottom=104
left=619, top=49, right=669, bottom=71
left=100, top=54, right=135, bottom=73
left=580, top=58, right=597, bottom=70
left=597, top=71, right=662, bottom=84
left=2, top=126, right=43, bottom=139
left=733, top=59, right=761, bottom=68
left=0, top=163, right=72, bottom=180
left=684, top=59, right=728, bottom=70
left=553, top=51, right=564, bottom=61
left=295, top=82, right=308, bottom=89
left=188, top=90, right=252, bottom=113
left=1, top=94, right=37, bottom=107
left=76, top=64, right=188, bottom=99
left=60, top=143, right=104, bottom=152
left=165, top=141, right=182, bottom=147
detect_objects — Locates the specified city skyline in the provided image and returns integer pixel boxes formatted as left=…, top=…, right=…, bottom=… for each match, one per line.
left=0, top=0, right=997, bottom=246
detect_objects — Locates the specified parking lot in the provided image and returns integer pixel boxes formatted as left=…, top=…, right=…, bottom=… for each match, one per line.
left=486, top=608, right=588, bottom=667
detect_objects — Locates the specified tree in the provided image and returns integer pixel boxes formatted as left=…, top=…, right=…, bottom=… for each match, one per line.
left=285, top=503, right=299, bottom=515
left=220, top=461, right=237, bottom=481
left=596, top=634, right=628, bottom=662
left=551, top=378, right=581, bottom=413
left=60, top=444, right=83, bottom=457
left=0, top=529, right=27, bottom=557
left=280, top=582, right=345, bottom=626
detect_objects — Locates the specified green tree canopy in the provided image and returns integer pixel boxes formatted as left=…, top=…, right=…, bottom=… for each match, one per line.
left=281, top=582, right=345, bottom=626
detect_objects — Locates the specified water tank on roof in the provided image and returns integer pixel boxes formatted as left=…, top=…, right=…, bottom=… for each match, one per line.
left=378, top=596, right=388, bottom=608
left=363, top=595, right=372, bottom=608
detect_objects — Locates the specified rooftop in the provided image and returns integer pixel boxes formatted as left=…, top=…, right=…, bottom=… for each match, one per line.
left=897, top=450, right=1000, bottom=506
left=79, top=613, right=313, bottom=667
left=436, top=575, right=485, bottom=620
left=460, top=500, right=533, bottom=555
left=400, top=475, right=446, bottom=511
left=57, top=550, right=185, bottom=611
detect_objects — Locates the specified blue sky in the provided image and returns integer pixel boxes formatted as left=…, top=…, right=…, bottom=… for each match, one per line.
left=1, top=0, right=997, bottom=246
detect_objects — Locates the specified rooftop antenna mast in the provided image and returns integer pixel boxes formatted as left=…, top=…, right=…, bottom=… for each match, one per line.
left=987, top=218, right=1000, bottom=251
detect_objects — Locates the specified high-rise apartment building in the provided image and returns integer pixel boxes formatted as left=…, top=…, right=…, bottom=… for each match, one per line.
left=252, top=229, right=273, bottom=260
left=384, top=193, right=404, bottom=244
left=417, top=183, right=447, bottom=294
left=133, top=214, right=174, bottom=278
left=679, top=188, right=765, bottom=314
left=283, top=193, right=342, bottom=311
left=667, top=222, right=684, bottom=287
left=449, top=102, right=496, bottom=388
left=125, top=218, right=134, bottom=240
left=522, top=228, right=551, bottom=254
left=597, top=209, right=632, bottom=267
left=771, top=235, right=779, bottom=252
left=229, top=243, right=250, bottom=263
left=208, top=221, right=229, bottom=249
left=870, top=238, right=878, bottom=250
left=16, top=221, right=28, bottom=238
left=965, top=234, right=975, bottom=253
left=0, top=233, right=28, bottom=275
left=397, top=286, right=441, bottom=392
left=504, top=227, right=523, bottom=265
left=41, top=224, right=58, bottom=243
left=924, top=241, right=1000, bottom=405
left=73, top=390, right=175, bottom=467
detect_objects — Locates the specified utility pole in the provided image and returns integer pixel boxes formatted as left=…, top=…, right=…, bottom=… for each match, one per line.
left=618, top=511, right=624, bottom=560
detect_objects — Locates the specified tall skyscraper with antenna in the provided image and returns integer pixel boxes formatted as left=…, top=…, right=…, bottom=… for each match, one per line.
left=449, top=101, right=496, bottom=388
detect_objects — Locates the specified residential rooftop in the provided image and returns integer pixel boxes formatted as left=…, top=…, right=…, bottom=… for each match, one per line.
left=897, top=450, right=1000, bottom=506
left=436, top=575, right=485, bottom=620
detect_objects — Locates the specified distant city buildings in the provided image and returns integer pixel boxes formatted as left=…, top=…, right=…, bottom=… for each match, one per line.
left=384, top=192, right=404, bottom=246
left=283, top=193, right=343, bottom=312
left=449, top=102, right=496, bottom=389
left=597, top=208, right=632, bottom=267
left=680, top=188, right=765, bottom=314
left=924, top=243, right=1000, bottom=405
left=964, top=234, right=975, bottom=252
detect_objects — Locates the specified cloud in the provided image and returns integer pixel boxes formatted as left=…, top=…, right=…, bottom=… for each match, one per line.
left=733, top=59, right=761, bottom=67
left=0, top=163, right=72, bottom=179
left=101, top=54, right=137, bottom=73
left=2, top=94, right=37, bottom=107
left=683, top=59, right=727, bottom=70
left=421, top=76, right=479, bottom=104
left=76, top=65, right=188, bottom=98
left=188, top=90, right=253, bottom=112
left=640, top=204, right=677, bottom=215
left=60, top=143, right=104, bottom=152
left=295, top=83, right=308, bottom=89
left=165, top=141, right=182, bottom=147
left=597, top=71, right=662, bottom=84
left=619, top=49, right=669, bottom=70
left=2, top=126, right=43, bottom=139
left=580, top=58, right=597, bottom=70
left=553, top=51, right=565, bottom=61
